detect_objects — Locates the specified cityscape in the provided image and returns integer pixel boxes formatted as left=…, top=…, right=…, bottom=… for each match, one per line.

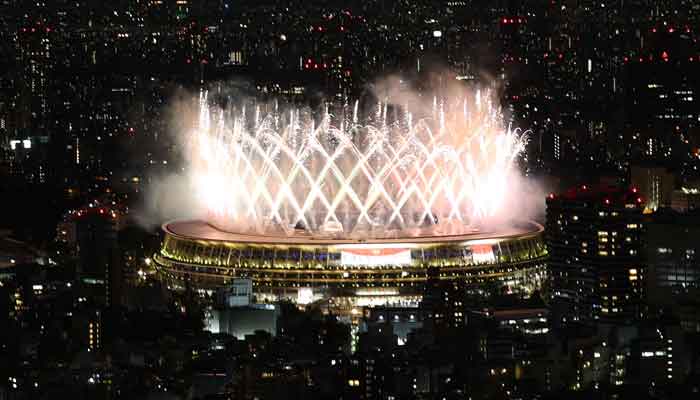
left=1, top=1, right=700, bottom=399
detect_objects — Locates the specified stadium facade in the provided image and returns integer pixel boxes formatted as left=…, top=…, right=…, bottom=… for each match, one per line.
left=154, top=220, right=547, bottom=305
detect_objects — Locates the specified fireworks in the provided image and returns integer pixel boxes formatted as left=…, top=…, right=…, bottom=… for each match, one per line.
left=189, top=90, right=527, bottom=238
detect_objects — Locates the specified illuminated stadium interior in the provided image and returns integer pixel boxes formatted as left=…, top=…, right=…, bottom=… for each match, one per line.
left=154, top=220, right=547, bottom=305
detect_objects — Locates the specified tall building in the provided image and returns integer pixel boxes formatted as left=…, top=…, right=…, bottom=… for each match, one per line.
left=624, top=26, right=700, bottom=166
left=630, top=163, right=675, bottom=211
left=645, top=209, right=700, bottom=307
left=75, top=209, right=121, bottom=308
left=72, top=308, right=102, bottom=352
left=421, top=267, right=465, bottom=330
left=547, top=185, right=646, bottom=326
left=14, top=20, right=53, bottom=131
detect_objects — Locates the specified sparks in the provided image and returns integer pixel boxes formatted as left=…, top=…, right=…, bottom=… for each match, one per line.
left=189, top=90, right=528, bottom=238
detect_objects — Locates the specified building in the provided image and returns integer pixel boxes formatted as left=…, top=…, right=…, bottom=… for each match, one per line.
left=216, top=278, right=254, bottom=307
left=547, top=185, right=646, bottom=326
left=630, top=164, right=675, bottom=211
left=155, top=220, right=547, bottom=306
left=207, top=305, right=278, bottom=340
left=484, top=295, right=549, bottom=337
left=72, top=308, right=102, bottom=353
left=421, top=267, right=466, bottom=330
left=75, top=209, right=121, bottom=308
left=671, top=186, right=700, bottom=212
left=645, top=209, right=700, bottom=307
left=206, top=279, right=279, bottom=339
left=628, top=321, right=686, bottom=385
left=363, top=306, right=424, bottom=345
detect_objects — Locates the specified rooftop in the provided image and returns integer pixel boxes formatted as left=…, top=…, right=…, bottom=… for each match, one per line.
left=548, top=184, right=644, bottom=208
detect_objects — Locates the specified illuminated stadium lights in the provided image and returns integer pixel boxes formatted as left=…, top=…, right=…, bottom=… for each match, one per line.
left=153, top=220, right=547, bottom=304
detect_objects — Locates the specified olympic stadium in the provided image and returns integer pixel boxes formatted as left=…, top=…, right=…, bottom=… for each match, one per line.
left=154, top=92, right=547, bottom=305
left=153, top=220, right=547, bottom=305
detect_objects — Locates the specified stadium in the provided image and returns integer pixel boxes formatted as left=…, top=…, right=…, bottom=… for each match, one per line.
left=153, top=92, right=547, bottom=305
left=153, top=220, right=547, bottom=305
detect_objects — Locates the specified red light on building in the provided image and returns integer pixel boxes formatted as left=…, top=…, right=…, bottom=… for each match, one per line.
left=668, top=28, right=674, bottom=33
left=631, top=187, right=637, bottom=193
left=582, top=185, right=588, bottom=190
left=548, top=193, right=555, bottom=199
left=636, top=197, right=642, bottom=204
left=502, top=18, right=508, bottom=24
left=652, top=28, right=657, bottom=33
left=604, top=199, right=610, bottom=205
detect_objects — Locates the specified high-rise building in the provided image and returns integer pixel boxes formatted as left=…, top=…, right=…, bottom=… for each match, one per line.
left=547, top=185, right=647, bottom=326
left=75, top=210, right=121, bottom=308
left=14, top=21, right=53, bottom=131
left=421, top=267, right=465, bottom=330
left=645, top=209, right=700, bottom=307
left=631, top=163, right=675, bottom=211
left=72, top=308, right=102, bottom=352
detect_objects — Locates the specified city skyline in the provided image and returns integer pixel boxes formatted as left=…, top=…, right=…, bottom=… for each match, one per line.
left=2, top=1, right=700, bottom=399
